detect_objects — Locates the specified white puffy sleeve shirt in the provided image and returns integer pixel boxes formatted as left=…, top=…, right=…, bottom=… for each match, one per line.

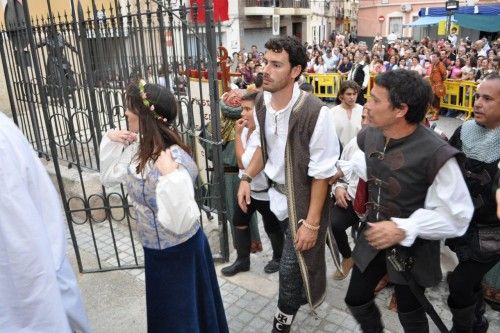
left=254, top=85, right=340, bottom=220
left=99, top=133, right=199, bottom=236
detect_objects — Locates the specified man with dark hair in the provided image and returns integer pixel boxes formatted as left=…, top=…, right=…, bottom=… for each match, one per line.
left=221, top=91, right=284, bottom=277
left=347, top=50, right=369, bottom=105
left=344, top=70, right=474, bottom=332
left=238, top=36, right=339, bottom=332
left=446, top=73, right=500, bottom=333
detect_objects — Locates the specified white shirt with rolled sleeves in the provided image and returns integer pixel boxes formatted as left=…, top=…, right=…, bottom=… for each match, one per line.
left=332, top=137, right=361, bottom=200
left=239, top=127, right=270, bottom=201
left=335, top=147, right=474, bottom=246
left=252, top=83, right=340, bottom=221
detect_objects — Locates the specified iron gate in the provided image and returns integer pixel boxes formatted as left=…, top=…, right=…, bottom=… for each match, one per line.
left=0, top=0, right=230, bottom=273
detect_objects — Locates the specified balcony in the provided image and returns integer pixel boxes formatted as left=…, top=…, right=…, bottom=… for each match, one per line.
left=244, top=0, right=311, bottom=16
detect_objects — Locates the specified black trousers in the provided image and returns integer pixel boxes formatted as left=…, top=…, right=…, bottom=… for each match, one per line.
left=448, top=258, right=498, bottom=308
left=345, top=251, right=423, bottom=313
left=232, top=197, right=282, bottom=235
left=331, top=201, right=359, bottom=258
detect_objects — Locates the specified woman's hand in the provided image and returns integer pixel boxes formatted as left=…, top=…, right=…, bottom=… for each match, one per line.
left=155, top=149, right=178, bottom=176
left=107, top=130, right=137, bottom=145
left=235, top=118, right=246, bottom=136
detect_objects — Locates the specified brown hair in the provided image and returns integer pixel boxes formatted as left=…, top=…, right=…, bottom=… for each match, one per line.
left=335, top=80, right=360, bottom=104
left=126, top=81, right=190, bottom=174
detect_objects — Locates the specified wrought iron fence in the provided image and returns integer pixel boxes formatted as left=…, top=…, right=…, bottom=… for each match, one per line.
left=0, top=0, right=230, bottom=272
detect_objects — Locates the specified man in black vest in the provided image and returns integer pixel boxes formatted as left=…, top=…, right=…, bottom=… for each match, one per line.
left=446, top=73, right=500, bottom=333
left=347, top=50, right=369, bottom=105
left=238, top=36, right=340, bottom=333
left=345, top=70, right=474, bottom=332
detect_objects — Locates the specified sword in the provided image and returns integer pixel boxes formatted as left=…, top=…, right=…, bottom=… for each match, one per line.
left=387, top=248, right=450, bottom=333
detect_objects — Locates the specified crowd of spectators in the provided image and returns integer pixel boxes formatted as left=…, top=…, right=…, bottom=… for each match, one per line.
left=224, top=29, right=499, bottom=119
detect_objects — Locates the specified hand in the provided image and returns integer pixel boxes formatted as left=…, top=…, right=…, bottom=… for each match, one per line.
left=235, top=118, right=246, bottom=135
left=334, top=187, right=350, bottom=209
left=295, top=222, right=318, bottom=252
left=328, top=170, right=344, bottom=185
left=237, top=180, right=251, bottom=213
left=107, top=130, right=137, bottom=145
left=155, top=149, right=178, bottom=176
left=365, top=221, right=406, bottom=250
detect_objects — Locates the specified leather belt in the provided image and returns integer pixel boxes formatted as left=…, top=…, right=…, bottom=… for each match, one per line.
left=271, top=181, right=287, bottom=195
left=223, top=166, right=240, bottom=173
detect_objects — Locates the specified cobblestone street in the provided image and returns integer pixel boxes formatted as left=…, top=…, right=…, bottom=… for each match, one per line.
left=71, top=204, right=500, bottom=333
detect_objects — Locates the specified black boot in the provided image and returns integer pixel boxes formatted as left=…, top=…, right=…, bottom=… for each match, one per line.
left=473, top=291, right=489, bottom=333
left=221, top=228, right=250, bottom=277
left=398, top=307, right=429, bottom=333
left=264, top=231, right=284, bottom=274
left=348, top=300, right=384, bottom=333
left=450, top=304, right=476, bottom=333
left=271, top=307, right=296, bottom=333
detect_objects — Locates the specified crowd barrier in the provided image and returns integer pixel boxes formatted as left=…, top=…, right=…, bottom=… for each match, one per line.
left=304, top=73, right=477, bottom=117
left=441, top=79, right=477, bottom=118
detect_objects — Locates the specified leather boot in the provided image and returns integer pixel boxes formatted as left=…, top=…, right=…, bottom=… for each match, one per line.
left=271, top=307, right=296, bottom=333
left=450, top=304, right=475, bottom=333
left=264, top=231, right=284, bottom=274
left=398, top=307, right=429, bottom=333
left=221, top=228, right=250, bottom=277
left=473, top=291, right=489, bottom=333
left=348, top=300, right=384, bottom=333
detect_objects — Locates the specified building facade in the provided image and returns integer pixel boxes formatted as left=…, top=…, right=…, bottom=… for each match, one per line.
left=357, top=0, right=497, bottom=44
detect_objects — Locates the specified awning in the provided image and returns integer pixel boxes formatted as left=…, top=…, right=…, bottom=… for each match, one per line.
left=406, top=16, right=449, bottom=27
left=455, top=14, right=500, bottom=33
left=418, top=4, right=500, bottom=17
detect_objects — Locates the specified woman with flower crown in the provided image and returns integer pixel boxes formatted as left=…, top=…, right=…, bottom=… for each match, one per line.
left=99, top=80, right=228, bottom=333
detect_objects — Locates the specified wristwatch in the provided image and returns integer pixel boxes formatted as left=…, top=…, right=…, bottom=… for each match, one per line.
left=241, top=173, right=253, bottom=183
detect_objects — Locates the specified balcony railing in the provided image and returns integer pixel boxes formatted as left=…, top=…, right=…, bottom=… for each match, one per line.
left=245, top=0, right=310, bottom=9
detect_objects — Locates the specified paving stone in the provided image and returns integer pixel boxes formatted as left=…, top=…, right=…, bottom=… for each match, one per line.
left=225, top=304, right=242, bottom=317
left=237, top=309, right=254, bottom=324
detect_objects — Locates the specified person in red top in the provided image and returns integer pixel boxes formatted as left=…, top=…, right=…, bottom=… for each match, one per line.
left=428, top=52, right=448, bottom=121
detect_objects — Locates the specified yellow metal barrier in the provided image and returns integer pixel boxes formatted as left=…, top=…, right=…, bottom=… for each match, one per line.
left=304, top=73, right=372, bottom=100
left=441, top=80, right=477, bottom=118
left=304, top=73, right=344, bottom=98
left=305, top=73, right=476, bottom=116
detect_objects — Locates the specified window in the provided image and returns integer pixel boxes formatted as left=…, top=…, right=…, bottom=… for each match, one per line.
left=388, top=17, right=403, bottom=36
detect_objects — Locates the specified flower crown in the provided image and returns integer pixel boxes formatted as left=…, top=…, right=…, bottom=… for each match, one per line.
left=138, top=80, right=168, bottom=124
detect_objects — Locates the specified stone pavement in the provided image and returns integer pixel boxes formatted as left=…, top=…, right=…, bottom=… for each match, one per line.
left=70, top=216, right=500, bottom=333
left=67, top=116, right=499, bottom=332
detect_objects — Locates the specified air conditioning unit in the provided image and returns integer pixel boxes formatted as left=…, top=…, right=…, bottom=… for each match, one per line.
left=400, top=4, right=412, bottom=12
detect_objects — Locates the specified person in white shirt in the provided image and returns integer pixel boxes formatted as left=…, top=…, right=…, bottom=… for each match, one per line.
left=330, top=80, right=364, bottom=148
left=448, top=27, right=458, bottom=48
left=313, top=56, right=327, bottom=74
left=347, top=51, right=370, bottom=105
left=342, top=70, right=473, bottom=332
left=330, top=107, right=368, bottom=280
left=322, top=48, right=338, bottom=72
left=221, top=91, right=284, bottom=276
left=238, top=36, right=340, bottom=333
left=0, top=112, right=91, bottom=333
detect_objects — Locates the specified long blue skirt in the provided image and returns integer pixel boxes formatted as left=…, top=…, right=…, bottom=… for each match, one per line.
left=144, top=228, right=229, bottom=333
